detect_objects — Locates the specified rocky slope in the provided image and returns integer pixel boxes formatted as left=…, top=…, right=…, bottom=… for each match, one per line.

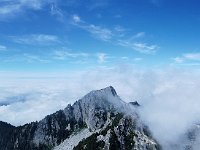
left=0, top=86, right=161, bottom=150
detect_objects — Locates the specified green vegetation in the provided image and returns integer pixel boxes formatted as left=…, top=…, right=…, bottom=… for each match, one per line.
left=124, top=131, right=135, bottom=150
left=111, top=113, right=123, bottom=128
left=109, top=130, right=120, bottom=150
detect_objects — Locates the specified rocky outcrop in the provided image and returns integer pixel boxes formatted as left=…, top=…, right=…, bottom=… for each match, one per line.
left=0, top=86, right=161, bottom=150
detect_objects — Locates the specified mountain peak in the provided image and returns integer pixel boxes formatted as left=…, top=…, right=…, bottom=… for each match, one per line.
left=83, top=86, right=118, bottom=101
left=129, top=101, right=140, bottom=107
left=99, top=86, right=117, bottom=96
left=80, top=86, right=119, bottom=108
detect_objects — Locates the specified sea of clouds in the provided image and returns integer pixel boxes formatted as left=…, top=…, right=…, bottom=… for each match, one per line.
left=0, top=65, right=200, bottom=149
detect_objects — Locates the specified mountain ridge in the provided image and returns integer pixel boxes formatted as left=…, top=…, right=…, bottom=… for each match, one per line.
left=0, top=86, right=161, bottom=150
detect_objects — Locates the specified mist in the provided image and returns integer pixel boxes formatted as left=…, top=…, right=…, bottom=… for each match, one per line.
left=0, top=66, right=200, bottom=149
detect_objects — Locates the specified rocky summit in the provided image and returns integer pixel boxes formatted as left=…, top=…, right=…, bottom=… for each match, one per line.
left=0, top=86, right=161, bottom=150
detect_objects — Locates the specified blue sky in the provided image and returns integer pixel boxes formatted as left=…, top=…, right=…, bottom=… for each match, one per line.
left=0, top=0, right=200, bottom=73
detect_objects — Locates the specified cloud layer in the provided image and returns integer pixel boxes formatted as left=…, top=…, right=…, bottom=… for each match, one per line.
left=0, top=66, right=200, bottom=149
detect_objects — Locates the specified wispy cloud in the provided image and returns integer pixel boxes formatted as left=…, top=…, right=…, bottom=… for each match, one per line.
left=22, top=53, right=49, bottom=63
left=3, top=50, right=91, bottom=64
left=0, top=0, right=44, bottom=15
left=71, top=14, right=158, bottom=54
left=0, top=44, right=7, bottom=51
left=72, top=15, right=113, bottom=41
left=118, top=40, right=158, bottom=54
left=72, top=14, right=81, bottom=23
left=134, top=57, right=143, bottom=61
left=97, top=53, right=107, bottom=63
left=0, top=0, right=56, bottom=19
left=134, top=32, right=146, bottom=38
left=116, top=31, right=158, bottom=54
left=52, top=50, right=89, bottom=60
left=1, top=45, right=118, bottom=65
left=173, top=57, right=184, bottom=63
left=114, top=25, right=126, bottom=37
left=52, top=49, right=119, bottom=65
left=4, top=53, right=49, bottom=63
left=10, top=34, right=60, bottom=45
left=86, top=24, right=113, bottom=41
left=183, top=53, right=200, bottom=61
left=0, top=3, right=21, bottom=16
left=173, top=52, right=200, bottom=64
left=114, top=25, right=126, bottom=32
left=134, top=42, right=158, bottom=53
left=50, top=4, right=64, bottom=21
left=87, top=0, right=109, bottom=11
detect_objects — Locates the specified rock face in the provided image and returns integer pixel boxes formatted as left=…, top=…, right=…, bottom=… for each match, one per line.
left=0, top=86, right=161, bottom=150
left=129, top=101, right=140, bottom=107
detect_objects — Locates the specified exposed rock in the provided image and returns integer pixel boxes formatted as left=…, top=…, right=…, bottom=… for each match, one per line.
left=0, top=86, right=160, bottom=150
left=129, top=101, right=140, bottom=107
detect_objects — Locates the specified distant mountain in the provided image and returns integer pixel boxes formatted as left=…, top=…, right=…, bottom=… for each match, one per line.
left=169, top=124, right=200, bottom=150
left=0, top=86, right=161, bottom=150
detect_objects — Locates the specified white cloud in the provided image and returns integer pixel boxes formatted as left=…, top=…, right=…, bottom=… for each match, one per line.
left=120, top=57, right=142, bottom=62
left=118, top=40, right=158, bottom=54
left=0, top=0, right=58, bottom=20
left=97, top=53, right=107, bottom=63
left=173, top=52, right=200, bottom=64
left=52, top=50, right=111, bottom=64
left=52, top=50, right=89, bottom=60
left=72, top=14, right=81, bottom=23
left=0, top=4, right=21, bottom=16
left=1, top=66, right=200, bottom=150
left=71, top=14, right=113, bottom=41
left=71, top=15, right=158, bottom=54
left=134, top=32, right=146, bottom=38
left=10, top=34, right=59, bottom=45
left=173, top=57, right=184, bottom=63
left=50, top=4, right=64, bottom=20
left=1, top=47, right=129, bottom=65
left=3, top=53, right=49, bottom=63
left=121, top=56, right=129, bottom=60
left=134, top=57, right=143, bottom=61
left=0, top=45, right=7, bottom=51
left=87, top=24, right=113, bottom=41
left=114, top=25, right=126, bottom=37
left=114, top=25, right=126, bottom=32
left=133, top=42, right=158, bottom=53
left=183, top=53, right=200, bottom=61
left=0, top=79, right=75, bottom=125
left=72, top=15, right=113, bottom=41
left=87, top=0, right=109, bottom=11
